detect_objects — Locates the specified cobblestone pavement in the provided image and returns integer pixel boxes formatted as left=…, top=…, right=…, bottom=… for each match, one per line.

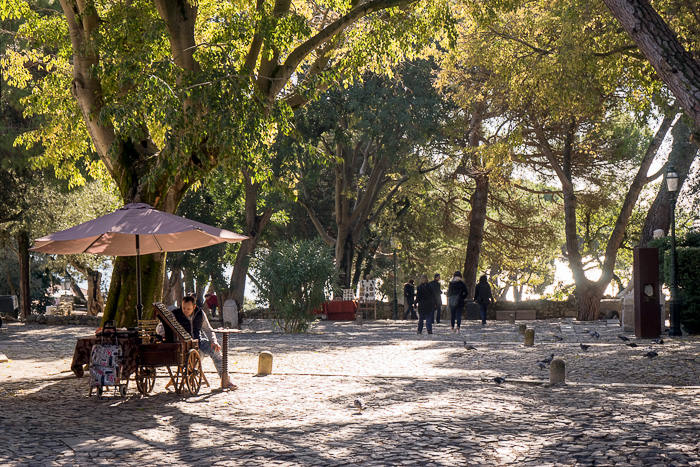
left=1, top=318, right=699, bottom=466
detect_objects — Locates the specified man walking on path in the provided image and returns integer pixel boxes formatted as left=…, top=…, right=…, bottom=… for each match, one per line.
left=429, top=274, right=442, bottom=323
left=403, top=279, right=417, bottom=319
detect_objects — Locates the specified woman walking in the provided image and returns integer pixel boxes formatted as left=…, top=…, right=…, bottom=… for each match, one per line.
left=474, top=274, right=494, bottom=326
left=416, top=274, right=437, bottom=334
left=446, top=271, right=469, bottom=334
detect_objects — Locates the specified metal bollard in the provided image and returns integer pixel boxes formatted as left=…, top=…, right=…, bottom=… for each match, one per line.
left=257, top=351, right=273, bottom=376
left=518, top=324, right=527, bottom=335
left=524, top=328, right=535, bottom=346
left=550, top=358, right=566, bottom=384
left=356, top=311, right=363, bottom=326
left=508, top=313, right=516, bottom=324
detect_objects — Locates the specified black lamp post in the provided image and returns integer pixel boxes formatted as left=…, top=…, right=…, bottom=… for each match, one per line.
left=666, top=166, right=682, bottom=337
left=391, top=237, right=398, bottom=320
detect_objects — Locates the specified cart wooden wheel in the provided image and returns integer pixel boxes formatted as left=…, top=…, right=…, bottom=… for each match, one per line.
left=185, top=350, right=203, bottom=395
left=135, top=366, right=156, bottom=395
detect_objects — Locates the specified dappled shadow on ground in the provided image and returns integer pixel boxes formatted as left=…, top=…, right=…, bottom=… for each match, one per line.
left=1, top=371, right=699, bottom=466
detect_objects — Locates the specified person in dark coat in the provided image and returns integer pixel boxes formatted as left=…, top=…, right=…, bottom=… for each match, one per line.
left=474, top=274, right=495, bottom=325
left=446, top=271, right=469, bottom=334
left=403, top=279, right=417, bottom=319
left=416, top=274, right=437, bottom=334
left=429, top=273, right=442, bottom=323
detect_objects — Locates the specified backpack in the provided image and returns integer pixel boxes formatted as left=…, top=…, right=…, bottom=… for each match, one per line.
left=448, top=294, right=459, bottom=308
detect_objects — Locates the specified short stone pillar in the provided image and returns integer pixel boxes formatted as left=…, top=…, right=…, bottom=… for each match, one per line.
left=508, top=312, right=516, bottom=324
left=550, top=358, right=566, bottom=384
left=356, top=310, right=363, bottom=325
left=524, top=328, right=535, bottom=346
left=222, top=299, right=238, bottom=329
left=257, top=351, right=273, bottom=376
left=518, top=324, right=527, bottom=335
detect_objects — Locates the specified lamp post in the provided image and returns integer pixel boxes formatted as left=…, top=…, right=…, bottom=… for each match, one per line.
left=390, top=237, right=398, bottom=320
left=666, top=166, right=682, bottom=337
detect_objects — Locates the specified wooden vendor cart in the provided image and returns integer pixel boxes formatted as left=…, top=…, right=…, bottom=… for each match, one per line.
left=134, top=302, right=204, bottom=396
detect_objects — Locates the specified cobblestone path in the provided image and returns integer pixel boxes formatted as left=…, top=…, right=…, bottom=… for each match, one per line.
left=1, top=319, right=699, bottom=466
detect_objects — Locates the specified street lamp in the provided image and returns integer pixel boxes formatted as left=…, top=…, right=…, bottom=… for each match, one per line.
left=61, top=273, right=71, bottom=296
left=666, top=166, right=682, bottom=337
left=390, top=236, right=398, bottom=320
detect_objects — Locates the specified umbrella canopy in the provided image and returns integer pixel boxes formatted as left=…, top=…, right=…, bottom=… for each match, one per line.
left=30, top=203, right=248, bottom=319
left=31, top=203, right=247, bottom=255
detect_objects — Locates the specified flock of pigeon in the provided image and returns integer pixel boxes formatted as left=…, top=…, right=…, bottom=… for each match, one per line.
left=459, top=330, right=664, bottom=387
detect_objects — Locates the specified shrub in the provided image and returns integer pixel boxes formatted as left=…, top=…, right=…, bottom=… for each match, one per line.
left=253, top=238, right=336, bottom=333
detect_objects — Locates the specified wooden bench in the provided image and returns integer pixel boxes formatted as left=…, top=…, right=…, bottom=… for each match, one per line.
left=496, top=310, right=537, bottom=320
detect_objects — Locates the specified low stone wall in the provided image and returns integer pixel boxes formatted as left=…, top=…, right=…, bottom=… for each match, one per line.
left=25, top=314, right=102, bottom=326
left=491, top=299, right=578, bottom=319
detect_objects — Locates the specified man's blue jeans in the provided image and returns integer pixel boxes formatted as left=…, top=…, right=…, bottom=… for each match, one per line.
left=198, top=335, right=223, bottom=376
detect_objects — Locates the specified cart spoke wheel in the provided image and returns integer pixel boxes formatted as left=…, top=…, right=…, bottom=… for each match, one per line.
left=185, top=350, right=203, bottom=395
left=136, top=366, right=156, bottom=395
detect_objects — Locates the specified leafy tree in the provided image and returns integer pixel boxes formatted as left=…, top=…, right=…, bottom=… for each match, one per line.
left=290, top=60, right=447, bottom=287
left=1, top=0, right=452, bottom=325
left=251, top=238, right=336, bottom=333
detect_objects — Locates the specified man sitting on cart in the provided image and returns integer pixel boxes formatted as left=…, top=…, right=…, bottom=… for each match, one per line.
left=157, top=295, right=237, bottom=390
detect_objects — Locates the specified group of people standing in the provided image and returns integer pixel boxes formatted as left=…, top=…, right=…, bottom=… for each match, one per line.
left=404, top=272, right=494, bottom=335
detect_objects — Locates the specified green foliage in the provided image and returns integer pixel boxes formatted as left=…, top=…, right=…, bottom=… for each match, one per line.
left=252, top=238, right=336, bottom=333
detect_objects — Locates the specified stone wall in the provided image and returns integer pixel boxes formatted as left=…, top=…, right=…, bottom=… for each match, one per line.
left=25, top=314, right=102, bottom=326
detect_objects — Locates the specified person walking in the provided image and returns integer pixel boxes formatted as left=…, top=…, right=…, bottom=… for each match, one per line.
left=403, top=279, right=417, bottom=319
left=446, top=271, right=469, bottom=334
left=474, top=274, right=494, bottom=326
left=416, top=274, right=437, bottom=334
left=429, top=273, right=442, bottom=324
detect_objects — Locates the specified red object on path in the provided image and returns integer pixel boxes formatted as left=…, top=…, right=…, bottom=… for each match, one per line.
left=321, top=301, right=357, bottom=320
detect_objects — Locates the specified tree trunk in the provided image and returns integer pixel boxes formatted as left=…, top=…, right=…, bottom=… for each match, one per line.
left=574, top=281, right=606, bottom=321
left=225, top=169, right=274, bottom=311
left=103, top=253, right=166, bottom=326
left=463, top=173, right=489, bottom=298
left=162, top=267, right=184, bottom=307
left=87, top=271, right=104, bottom=316
left=338, top=235, right=355, bottom=289
left=602, top=0, right=700, bottom=130
left=16, top=230, right=30, bottom=320
left=639, top=117, right=698, bottom=245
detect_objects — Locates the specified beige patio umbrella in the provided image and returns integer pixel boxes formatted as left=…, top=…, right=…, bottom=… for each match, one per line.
left=30, top=203, right=248, bottom=319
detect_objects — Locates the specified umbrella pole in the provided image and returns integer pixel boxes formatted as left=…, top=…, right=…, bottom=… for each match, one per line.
left=136, top=235, right=143, bottom=320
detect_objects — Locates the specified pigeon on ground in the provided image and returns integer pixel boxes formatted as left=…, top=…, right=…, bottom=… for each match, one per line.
left=580, top=343, right=590, bottom=351
left=464, top=342, right=477, bottom=350
left=492, top=376, right=506, bottom=384
left=644, top=350, right=659, bottom=359
left=553, top=334, right=564, bottom=341
left=589, top=331, right=601, bottom=339
left=537, top=361, right=548, bottom=370
left=652, top=339, right=664, bottom=345
left=617, top=334, right=630, bottom=342
left=539, top=353, right=555, bottom=365
left=354, top=398, right=366, bottom=413
left=625, top=342, right=638, bottom=348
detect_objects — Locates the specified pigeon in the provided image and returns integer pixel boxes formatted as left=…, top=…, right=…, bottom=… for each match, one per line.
left=353, top=398, right=366, bottom=413
left=492, top=376, right=506, bottom=384
left=617, top=334, right=630, bottom=342
left=589, top=331, right=600, bottom=339
left=652, top=339, right=664, bottom=345
left=464, top=342, right=477, bottom=350
left=580, top=343, right=590, bottom=351
left=644, top=350, right=658, bottom=359
left=553, top=334, right=564, bottom=341
left=537, top=361, right=548, bottom=370
left=539, top=353, right=555, bottom=365
left=625, top=342, right=638, bottom=348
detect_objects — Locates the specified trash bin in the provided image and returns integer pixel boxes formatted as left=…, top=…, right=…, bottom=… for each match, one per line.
left=0, top=295, right=19, bottom=319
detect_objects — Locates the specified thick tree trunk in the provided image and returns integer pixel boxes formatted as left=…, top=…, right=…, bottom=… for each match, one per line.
left=602, top=0, right=700, bottom=129
left=17, top=230, right=30, bottom=320
left=463, top=173, right=489, bottom=298
left=574, top=281, right=606, bottom=321
left=162, top=267, right=184, bottom=307
left=639, top=118, right=698, bottom=245
left=103, top=254, right=166, bottom=326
